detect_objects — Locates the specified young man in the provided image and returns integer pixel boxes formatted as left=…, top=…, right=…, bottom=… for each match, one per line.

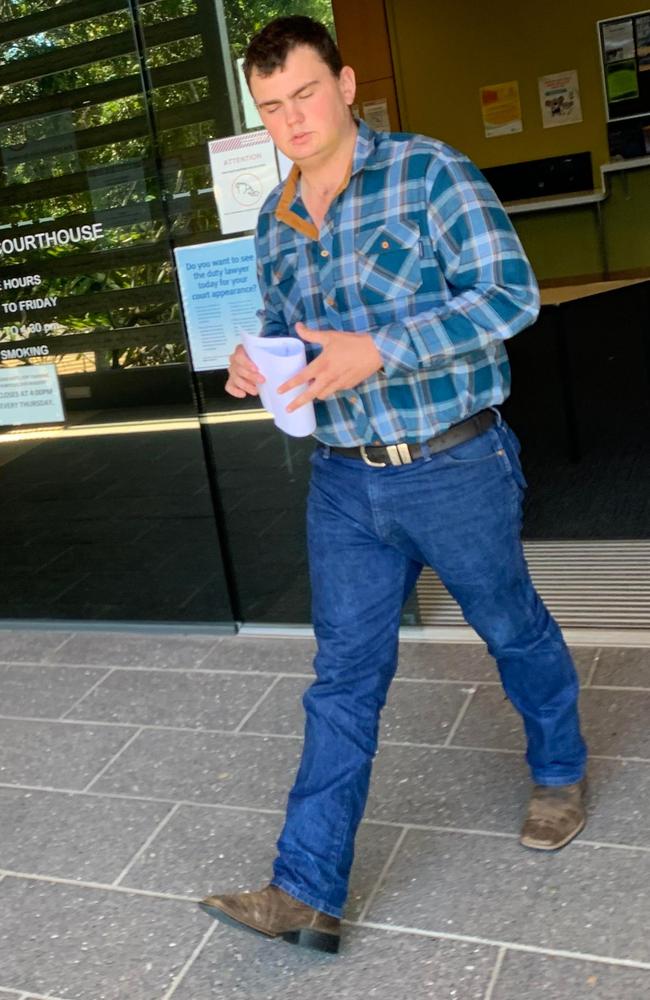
left=200, top=16, right=587, bottom=954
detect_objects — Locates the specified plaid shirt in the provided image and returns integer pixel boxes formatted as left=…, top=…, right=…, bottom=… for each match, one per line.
left=255, top=119, right=540, bottom=446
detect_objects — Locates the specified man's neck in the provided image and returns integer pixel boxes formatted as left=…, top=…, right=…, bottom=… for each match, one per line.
left=299, top=120, right=358, bottom=201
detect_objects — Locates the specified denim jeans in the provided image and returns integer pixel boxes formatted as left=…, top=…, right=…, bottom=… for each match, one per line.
left=271, top=417, right=587, bottom=917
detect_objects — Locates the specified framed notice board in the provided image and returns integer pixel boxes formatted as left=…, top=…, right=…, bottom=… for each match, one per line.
left=598, top=10, right=650, bottom=121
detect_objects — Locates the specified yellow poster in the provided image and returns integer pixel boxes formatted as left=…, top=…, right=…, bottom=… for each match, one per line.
left=479, top=80, right=523, bottom=138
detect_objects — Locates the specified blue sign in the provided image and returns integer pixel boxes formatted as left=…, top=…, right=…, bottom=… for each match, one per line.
left=174, top=236, right=263, bottom=372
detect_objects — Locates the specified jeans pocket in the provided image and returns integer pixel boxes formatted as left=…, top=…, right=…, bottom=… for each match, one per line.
left=498, top=424, right=528, bottom=492
left=440, top=426, right=505, bottom=466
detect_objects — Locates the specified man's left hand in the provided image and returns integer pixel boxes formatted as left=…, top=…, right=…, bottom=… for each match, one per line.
left=279, top=322, right=383, bottom=412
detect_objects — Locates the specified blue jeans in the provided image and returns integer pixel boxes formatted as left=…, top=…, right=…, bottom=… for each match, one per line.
left=271, top=417, right=587, bottom=917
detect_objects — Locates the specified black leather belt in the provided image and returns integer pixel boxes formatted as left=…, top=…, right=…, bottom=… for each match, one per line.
left=327, top=409, right=495, bottom=467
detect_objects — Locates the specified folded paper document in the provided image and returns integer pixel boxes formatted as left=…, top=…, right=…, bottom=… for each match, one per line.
left=241, top=332, right=316, bottom=437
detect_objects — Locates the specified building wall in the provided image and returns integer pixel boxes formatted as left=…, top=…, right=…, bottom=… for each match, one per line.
left=384, top=0, right=641, bottom=176
left=332, top=0, right=401, bottom=129
left=333, top=0, right=650, bottom=282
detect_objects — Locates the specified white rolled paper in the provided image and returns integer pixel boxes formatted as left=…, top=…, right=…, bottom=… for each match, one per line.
left=241, top=332, right=317, bottom=437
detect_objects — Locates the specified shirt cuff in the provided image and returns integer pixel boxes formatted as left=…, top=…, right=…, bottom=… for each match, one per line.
left=372, top=322, right=419, bottom=377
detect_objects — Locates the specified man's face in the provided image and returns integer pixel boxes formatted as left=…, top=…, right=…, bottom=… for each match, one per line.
left=249, top=44, right=356, bottom=166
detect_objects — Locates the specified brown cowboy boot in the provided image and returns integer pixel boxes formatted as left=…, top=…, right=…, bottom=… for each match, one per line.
left=520, top=777, right=587, bottom=850
left=199, top=884, right=341, bottom=953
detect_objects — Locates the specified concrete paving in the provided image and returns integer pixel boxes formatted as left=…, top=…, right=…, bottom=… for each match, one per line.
left=0, top=629, right=649, bottom=999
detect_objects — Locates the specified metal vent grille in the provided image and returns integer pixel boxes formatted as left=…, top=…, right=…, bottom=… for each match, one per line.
left=416, top=540, right=650, bottom=630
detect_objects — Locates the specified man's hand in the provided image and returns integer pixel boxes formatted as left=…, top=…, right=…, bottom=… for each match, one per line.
left=225, top=343, right=265, bottom=398
left=279, top=323, right=383, bottom=412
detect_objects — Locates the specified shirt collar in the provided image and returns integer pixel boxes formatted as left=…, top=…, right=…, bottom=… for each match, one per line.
left=274, top=118, right=377, bottom=239
left=350, top=117, right=376, bottom=177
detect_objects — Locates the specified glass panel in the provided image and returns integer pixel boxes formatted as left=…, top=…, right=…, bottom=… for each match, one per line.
left=137, top=0, right=342, bottom=624
left=0, top=0, right=233, bottom=625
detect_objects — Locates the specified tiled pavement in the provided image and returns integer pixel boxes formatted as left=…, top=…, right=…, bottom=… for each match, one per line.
left=1, top=631, right=650, bottom=999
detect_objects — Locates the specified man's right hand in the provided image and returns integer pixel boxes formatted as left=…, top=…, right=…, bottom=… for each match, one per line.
left=225, top=344, right=265, bottom=398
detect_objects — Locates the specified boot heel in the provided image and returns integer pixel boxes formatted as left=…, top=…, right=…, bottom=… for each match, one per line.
left=282, top=928, right=340, bottom=953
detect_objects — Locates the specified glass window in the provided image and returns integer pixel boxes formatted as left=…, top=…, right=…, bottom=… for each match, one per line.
left=0, top=0, right=233, bottom=626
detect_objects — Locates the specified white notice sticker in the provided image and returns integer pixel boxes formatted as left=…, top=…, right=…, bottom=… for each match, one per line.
left=209, top=131, right=280, bottom=235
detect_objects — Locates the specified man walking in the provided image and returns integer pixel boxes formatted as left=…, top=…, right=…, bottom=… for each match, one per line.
left=200, top=15, right=587, bottom=954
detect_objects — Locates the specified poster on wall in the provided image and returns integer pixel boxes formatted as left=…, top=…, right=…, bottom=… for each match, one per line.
left=539, top=70, right=583, bottom=128
left=362, top=98, right=391, bottom=131
left=602, top=19, right=640, bottom=102
left=479, top=81, right=523, bottom=137
left=174, top=236, right=262, bottom=372
left=208, top=131, right=280, bottom=235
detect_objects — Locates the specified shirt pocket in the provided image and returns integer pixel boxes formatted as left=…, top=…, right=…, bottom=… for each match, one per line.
left=356, top=218, right=423, bottom=304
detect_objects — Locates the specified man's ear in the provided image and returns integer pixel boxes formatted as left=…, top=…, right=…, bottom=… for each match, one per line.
left=339, top=65, right=356, bottom=106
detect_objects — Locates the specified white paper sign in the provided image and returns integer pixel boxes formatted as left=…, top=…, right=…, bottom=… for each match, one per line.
left=209, top=131, right=280, bottom=235
left=539, top=70, right=583, bottom=128
left=0, top=363, right=64, bottom=426
left=362, top=98, right=391, bottom=131
left=241, top=332, right=316, bottom=437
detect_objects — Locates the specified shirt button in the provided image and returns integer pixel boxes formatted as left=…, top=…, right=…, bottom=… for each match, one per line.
left=349, top=395, right=358, bottom=405
left=381, top=240, right=390, bottom=249
left=325, top=296, right=335, bottom=307
left=373, top=439, right=382, bottom=445
left=320, top=249, right=329, bottom=258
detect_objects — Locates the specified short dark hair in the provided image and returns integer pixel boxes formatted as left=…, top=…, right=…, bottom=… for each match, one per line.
left=243, top=16, right=343, bottom=85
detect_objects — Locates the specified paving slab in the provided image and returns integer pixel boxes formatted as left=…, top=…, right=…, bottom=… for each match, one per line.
left=0, top=664, right=108, bottom=720
left=93, top=730, right=303, bottom=809
left=565, top=647, right=597, bottom=684
left=452, top=685, right=650, bottom=759
left=366, top=744, right=530, bottom=832
left=239, top=675, right=307, bottom=735
left=0, top=630, right=71, bottom=664
left=575, top=688, right=650, bottom=759
left=201, top=636, right=316, bottom=673
left=240, top=675, right=470, bottom=747
left=450, top=686, right=525, bottom=751
left=366, top=829, right=650, bottom=963
left=582, top=757, right=650, bottom=847
left=395, top=643, right=497, bottom=681
left=47, top=632, right=221, bottom=670
left=491, top=950, right=650, bottom=999
left=368, top=748, right=650, bottom=847
left=591, top=646, right=650, bottom=688
left=65, top=669, right=274, bottom=730
left=380, top=680, right=475, bottom=745
left=174, top=925, right=497, bottom=1000
left=0, top=719, right=137, bottom=790
left=0, top=878, right=206, bottom=1000
left=0, top=788, right=171, bottom=883
left=118, top=802, right=401, bottom=921
left=396, top=644, right=596, bottom=684
left=200, top=640, right=596, bottom=683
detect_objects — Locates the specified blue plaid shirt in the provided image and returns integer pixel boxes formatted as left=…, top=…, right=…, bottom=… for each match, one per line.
left=255, top=119, right=539, bottom=446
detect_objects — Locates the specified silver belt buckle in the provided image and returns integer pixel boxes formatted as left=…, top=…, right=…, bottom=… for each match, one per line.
left=360, top=445, right=387, bottom=467
left=360, top=443, right=413, bottom=467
